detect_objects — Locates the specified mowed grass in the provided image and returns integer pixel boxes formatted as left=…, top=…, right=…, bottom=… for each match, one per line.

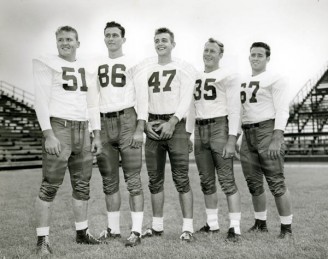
left=0, top=162, right=328, bottom=259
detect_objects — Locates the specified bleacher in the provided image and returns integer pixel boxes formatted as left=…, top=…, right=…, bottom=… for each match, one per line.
left=285, top=62, right=328, bottom=162
left=0, top=81, right=42, bottom=169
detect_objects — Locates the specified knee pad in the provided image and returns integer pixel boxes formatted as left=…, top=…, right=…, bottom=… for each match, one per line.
left=268, top=181, right=287, bottom=197
left=72, top=180, right=90, bottom=201
left=39, top=184, right=59, bottom=202
left=246, top=179, right=265, bottom=197
left=173, top=177, right=191, bottom=194
left=220, top=182, right=238, bottom=196
left=102, top=176, right=119, bottom=195
left=201, top=183, right=217, bottom=195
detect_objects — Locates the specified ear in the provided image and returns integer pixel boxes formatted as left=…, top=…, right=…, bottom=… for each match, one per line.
left=219, top=52, right=223, bottom=59
left=77, top=41, right=81, bottom=48
left=172, top=41, right=176, bottom=48
left=267, top=56, right=270, bottom=62
left=122, top=37, right=126, bottom=44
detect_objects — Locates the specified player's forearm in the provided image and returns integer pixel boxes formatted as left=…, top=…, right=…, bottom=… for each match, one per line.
left=42, top=129, right=55, bottom=139
left=135, top=120, right=146, bottom=133
left=271, top=129, right=284, bottom=141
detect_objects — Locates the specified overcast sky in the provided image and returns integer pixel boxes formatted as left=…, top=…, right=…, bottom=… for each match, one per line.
left=0, top=0, right=327, bottom=101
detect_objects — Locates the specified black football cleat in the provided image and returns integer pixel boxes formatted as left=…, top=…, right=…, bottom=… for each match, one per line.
left=125, top=231, right=141, bottom=247
left=278, top=224, right=292, bottom=239
left=141, top=228, right=163, bottom=238
left=225, top=227, right=241, bottom=243
left=197, top=223, right=220, bottom=233
left=36, top=235, right=53, bottom=257
left=76, top=228, right=100, bottom=245
left=180, top=231, right=194, bottom=243
left=248, top=219, right=268, bottom=232
left=98, top=228, right=121, bottom=243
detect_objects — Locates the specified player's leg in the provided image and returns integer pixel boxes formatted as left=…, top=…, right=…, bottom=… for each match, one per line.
left=168, top=120, right=194, bottom=241
left=211, top=118, right=241, bottom=241
left=119, top=108, right=144, bottom=246
left=194, top=124, right=219, bottom=233
left=35, top=118, right=71, bottom=255
left=96, top=117, right=122, bottom=241
left=68, top=121, right=99, bottom=244
left=258, top=120, right=293, bottom=238
left=143, top=136, right=167, bottom=237
left=240, top=129, right=268, bottom=232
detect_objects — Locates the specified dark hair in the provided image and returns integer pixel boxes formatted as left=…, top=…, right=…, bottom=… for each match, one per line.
left=208, top=38, right=224, bottom=54
left=250, top=42, right=271, bottom=57
left=56, top=26, right=79, bottom=41
left=104, top=21, right=125, bottom=37
left=155, top=27, right=174, bottom=42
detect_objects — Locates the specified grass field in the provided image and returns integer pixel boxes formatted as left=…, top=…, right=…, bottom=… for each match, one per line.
left=0, top=162, right=328, bottom=259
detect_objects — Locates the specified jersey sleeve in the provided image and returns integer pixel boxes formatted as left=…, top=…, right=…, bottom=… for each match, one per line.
left=272, top=77, right=290, bottom=131
left=174, top=63, right=197, bottom=121
left=131, top=64, right=148, bottom=121
left=86, top=70, right=101, bottom=131
left=33, top=59, right=53, bottom=131
left=225, top=73, right=241, bottom=136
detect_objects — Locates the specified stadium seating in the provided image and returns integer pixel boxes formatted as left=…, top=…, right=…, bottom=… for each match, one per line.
left=0, top=81, right=42, bottom=169
left=285, top=64, right=328, bottom=161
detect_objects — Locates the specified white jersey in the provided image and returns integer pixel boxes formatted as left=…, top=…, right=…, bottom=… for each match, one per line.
left=134, top=57, right=196, bottom=121
left=33, top=54, right=96, bottom=131
left=240, top=71, right=289, bottom=131
left=87, top=55, right=146, bottom=130
left=191, top=68, right=241, bottom=136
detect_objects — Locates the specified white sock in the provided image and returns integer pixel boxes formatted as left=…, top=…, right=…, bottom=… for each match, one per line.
left=36, top=227, right=49, bottom=236
left=131, top=211, right=143, bottom=234
left=280, top=215, right=293, bottom=225
left=254, top=210, right=267, bottom=221
left=108, top=211, right=120, bottom=234
left=229, top=212, right=241, bottom=234
left=206, top=208, right=219, bottom=230
left=152, top=217, right=164, bottom=232
left=182, top=218, right=194, bottom=233
left=75, top=220, right=88, bottom=231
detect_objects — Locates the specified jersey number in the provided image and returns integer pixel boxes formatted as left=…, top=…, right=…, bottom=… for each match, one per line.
left=62, top=67, right=87, bottom=91
left=98, top=64, right=126, bottom=88
left=194, top=78, right=217, bottom=101
left=148, top=70, right=176, bottom=93
left=240, top=81, right=259, bottom=104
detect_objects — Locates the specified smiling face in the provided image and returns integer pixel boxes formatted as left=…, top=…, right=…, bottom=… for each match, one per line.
left=56, top=30, right=80, bottom=62
left=154, top=33, right=175, bottom=57
left=203, top=42, right=222, bottom=72
left=249, top=47, right=270, bottom=75
left=104, top=27, right=125, bottom=53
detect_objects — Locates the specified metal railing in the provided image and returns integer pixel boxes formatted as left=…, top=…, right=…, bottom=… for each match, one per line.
left=290, top=61, right=328, bottom=113
left=0, top=81, right=34, bottom=108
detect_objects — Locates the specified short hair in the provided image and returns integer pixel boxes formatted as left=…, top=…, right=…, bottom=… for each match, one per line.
left=55, top=26, right=79, bottom=41
left=104, top=21, right=125, bottom=37
left=250, top=42, right=271, bottom=57
left=208, top=38, right=224, bottom=54
left=155, top=27, right=174, bottom=42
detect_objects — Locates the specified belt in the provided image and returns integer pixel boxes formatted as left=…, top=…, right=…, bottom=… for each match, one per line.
left=100, top=109, right=125, bottom=118
left=196, top=118, right=215, bottom=126
left=242, top=119, right=274, bottom=130
left=149, top=113, right=174, bottom=121
left=241, top=122, right=260, bottom=130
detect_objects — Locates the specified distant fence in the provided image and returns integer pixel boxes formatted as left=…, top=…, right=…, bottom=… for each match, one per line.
left=0, top=81, right=34, bottom=108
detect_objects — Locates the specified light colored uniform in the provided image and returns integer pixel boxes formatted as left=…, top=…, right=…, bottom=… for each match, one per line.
left=240, top=71, right=290, bottom=197
left=33, top=54, right=96, bottom=202
left=87, top=55, right=145, bottom=196
left=191, top=68, right=241, bottom=195
left=134, top=57, right=196, bottom=194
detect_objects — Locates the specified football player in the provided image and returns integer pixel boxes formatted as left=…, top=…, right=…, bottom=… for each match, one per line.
left=33, top=26, right=102, bottom=256
left=87, top=21, right=146, bottom=247
left=189, top=38, right=242, bottom=242
left=134, top=28, right=196, bottom=242
left=239, top=42, right=293, bottom=238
